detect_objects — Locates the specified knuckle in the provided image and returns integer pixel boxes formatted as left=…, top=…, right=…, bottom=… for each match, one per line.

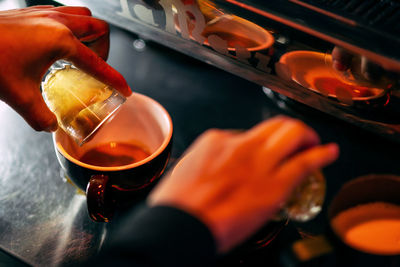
left=16, top=92, right=34, bottom=110
left=37, top=10, right=64, bottom=21
left=79, top=6, right=92, bottom=16
left=287, top=119, right=309, bottom=133
left=98, top=19, right=109, bottom=31
left=53, top=28, right=76, bottom=55
left=204, top=128, right=226, bottom=139
left=56, top=24, right=74, bottom=39
left=36, top=18, right=74, bottom=43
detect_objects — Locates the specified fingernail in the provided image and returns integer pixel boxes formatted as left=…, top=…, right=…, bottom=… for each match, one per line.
left=327, top=143, right=340, bottom=156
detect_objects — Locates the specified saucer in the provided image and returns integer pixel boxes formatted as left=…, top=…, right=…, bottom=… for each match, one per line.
left=202, top=15, right=274, bottom=52
left=173, top=10, right=274, bottom=52
left=276, top=51, right=386, bottom=103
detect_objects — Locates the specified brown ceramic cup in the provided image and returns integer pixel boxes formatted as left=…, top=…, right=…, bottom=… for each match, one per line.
left=53, top=93, right=173, bottom=222
left=288, top=174, right=400, bottom=266
left=327, top=175, right=400, bottom=259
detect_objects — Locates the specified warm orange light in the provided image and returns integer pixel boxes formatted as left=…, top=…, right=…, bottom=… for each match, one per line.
left=277, top=51, right=385, bottom=101
left=331, top=202, right=400, bottom=255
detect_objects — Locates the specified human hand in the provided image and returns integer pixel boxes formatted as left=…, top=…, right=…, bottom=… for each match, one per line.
left=148, top=116, right=339, bottom=253
left=0, top=5, right=131, bottom=132
left=331, top=46, right=398, bottom=87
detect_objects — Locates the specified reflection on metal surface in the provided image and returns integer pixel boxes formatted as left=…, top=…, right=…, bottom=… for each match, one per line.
left=276, top=51, right=389, bottom=106
left=172, top=2, right=274, bottom=53
left=328, top=47, right=399, bottom=95
left=0, top=0, right=24, bottom=10
left=133, top=38, right=147, bottom=52
left=0, top=101, right=106, bottom=266
left=52, top=0, right=400, bottom=140
left=202, top=15, right=274, bottom=52
left=51, top=195, right=107, bottom=265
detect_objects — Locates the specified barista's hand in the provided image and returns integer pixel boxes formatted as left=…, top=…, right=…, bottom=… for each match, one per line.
left=331, top=46, right=381, bottom=81
left=331, top=46, right=398, bottom=86
left=0, top=5, right=131, bottom=132
left=149, top=116, right=339, bottom=253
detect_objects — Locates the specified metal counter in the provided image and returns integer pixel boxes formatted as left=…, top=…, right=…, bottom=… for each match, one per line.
left=0, top=22, right=400, bottom=266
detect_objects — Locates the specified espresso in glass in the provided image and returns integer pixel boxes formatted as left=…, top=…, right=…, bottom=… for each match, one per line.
left=42, top=63, right=126, bottom=145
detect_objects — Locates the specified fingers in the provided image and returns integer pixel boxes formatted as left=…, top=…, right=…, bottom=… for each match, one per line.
left=360, top=56, right=387, bottom=82
left=47, top=12, right=108, bottom=42
left=83, top=32, right=110, bottom=60
left=49, top=6, right=92, bottom=16
left=36, top=7, right=130, bottom=96
left=275, top=143, right=339, bottom=191
left=3, top=6, right=109, bottom=60
left=33, top=7, right=130, bottom=97
left=21, top=5, right=91, bottom=16
left=65, top=39, right=132, bottom=97
left=332, top=46, right=353, bottom=71
left=23, top=6, right=109, bottom=60
left=259, top=119, right=321, bottom=168
left=240, top=116, right=289, bottom=143
left=58, top=14, right=110, bottom=59
left=175, top=128, right=237, bottom=171
left=42, top=10, right=110, bottom=59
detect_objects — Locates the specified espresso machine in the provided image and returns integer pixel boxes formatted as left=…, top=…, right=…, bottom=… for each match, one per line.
left=53, top=0, right=400, bottom=143
left=0, top=1, right=397, bottom=266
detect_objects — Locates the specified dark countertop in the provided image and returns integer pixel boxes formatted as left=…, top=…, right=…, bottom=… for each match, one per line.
left=0, top=24, right=399, bottom=266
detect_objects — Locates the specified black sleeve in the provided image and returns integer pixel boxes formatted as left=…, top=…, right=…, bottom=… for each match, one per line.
left=88, top=205, right=217, bottom=267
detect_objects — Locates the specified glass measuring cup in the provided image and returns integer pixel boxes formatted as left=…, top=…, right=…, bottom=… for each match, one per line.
left=42, top=61, right=126, bottom=145
left=281, top=170, right=326, bottom=222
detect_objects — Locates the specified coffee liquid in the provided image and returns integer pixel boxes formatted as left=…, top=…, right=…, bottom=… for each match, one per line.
left=80, top=142, right=150, bottom=167
left=331, top=202, right=400, bottom=255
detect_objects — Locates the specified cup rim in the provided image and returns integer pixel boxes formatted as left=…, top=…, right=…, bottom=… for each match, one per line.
left=328, top=174, right=400, bottom=219
left=53, top=92, right=173, bottom=171
left=203, top=14, right=275, bottom=52
left=278, top=50, right=389, bottom=101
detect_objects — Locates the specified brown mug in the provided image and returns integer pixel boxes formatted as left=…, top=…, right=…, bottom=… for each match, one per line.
left=53, top=93, right=173, bottom=222
left=288, top=174, right=400, bottom=266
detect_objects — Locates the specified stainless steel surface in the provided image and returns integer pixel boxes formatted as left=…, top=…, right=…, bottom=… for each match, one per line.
left=51, top=0, right=400, bottom=143
left=0, top=0, right=24, bottom=9
left=0, top=102, right=107, bottom=266
left=0, top=20, right=399, bottom=265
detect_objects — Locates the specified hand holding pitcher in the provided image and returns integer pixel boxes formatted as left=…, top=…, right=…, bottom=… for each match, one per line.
left=149, top=116, right=339, bottom=253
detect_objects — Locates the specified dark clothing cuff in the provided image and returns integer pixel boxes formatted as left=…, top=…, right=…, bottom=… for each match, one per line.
left=91, top=205, right=217, bottom=267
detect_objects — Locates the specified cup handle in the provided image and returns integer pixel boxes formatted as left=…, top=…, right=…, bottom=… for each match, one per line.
left=86, top=174, right=116, bottom=222
left=280, top=234, right=335, bottom=266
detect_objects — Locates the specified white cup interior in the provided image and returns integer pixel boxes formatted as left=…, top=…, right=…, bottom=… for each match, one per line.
left=54, top=93, right=173, bottom=171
